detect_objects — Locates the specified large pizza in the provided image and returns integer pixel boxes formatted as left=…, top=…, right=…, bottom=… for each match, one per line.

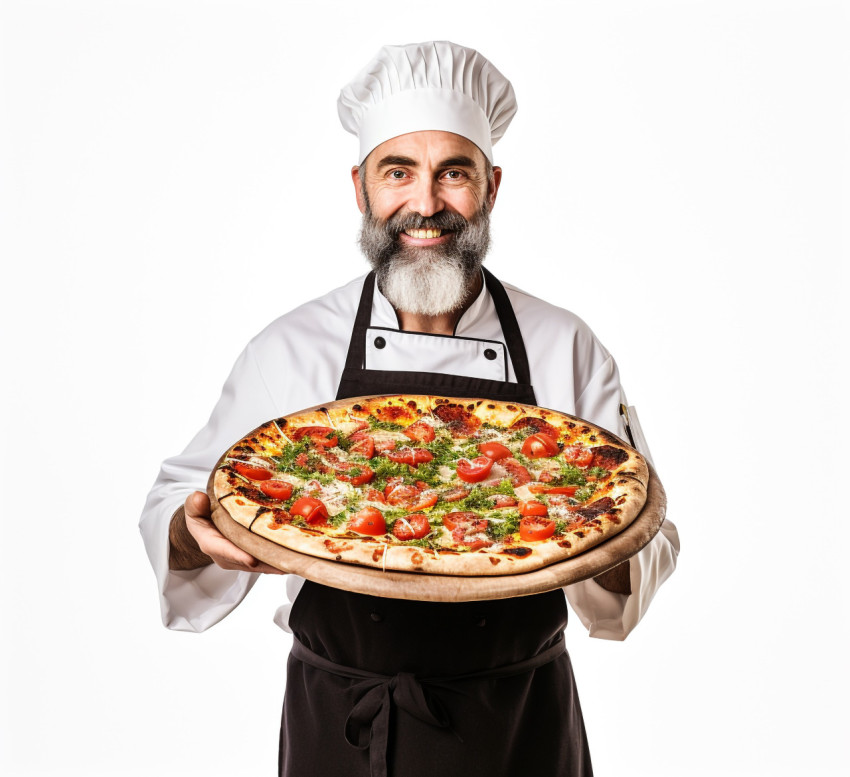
left=208, top=395, right=649, bottom=576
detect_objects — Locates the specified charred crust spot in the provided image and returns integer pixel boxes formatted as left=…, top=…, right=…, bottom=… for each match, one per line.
left=591, top=445, right=629, bottom=470
left=255, top=507, right=272, bottom=519
left=568, top=422, right=576, bottom=428
left=323, top=539, right=353, bottom=554
left=276, top=418, right=288, bottom=428
left=580, top=425, right=591, bottom=434
left=411, top=551, right=424, bottom=565
left=558, top=540, right=572, bottom=548
left=489, top=556, right=501, bottom=565
left=608, top=515, right=621, bottom=524
left=616, top=496, right=627, bottom=505
left=599, top=430, right=620, bottom=445
left=503, top=547, right=532, bottom=557
left=487, top=404, right=495, bottom=409
left=467, top=403, right=475, bottom=411
left=235, top=499, right=245, bottom=506
left=589, top=435, right=597, bottom=442
left=573, top=531, right=585, bottom=538
left=510, top=417, right=558, bottom=438
left=372, top=548, right=384, bottom=563
left=506, top=405, right=517, bottom=411
left=406, top=400, right=417, bottom=408
left=352, top=404, right=363, bottom=412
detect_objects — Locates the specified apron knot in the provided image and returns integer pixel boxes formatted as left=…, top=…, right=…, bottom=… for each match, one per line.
left=344, top=672, right=453, bottom=777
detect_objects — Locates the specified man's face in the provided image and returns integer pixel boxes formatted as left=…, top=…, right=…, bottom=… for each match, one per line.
left=352, top=131, right=502, bottom=316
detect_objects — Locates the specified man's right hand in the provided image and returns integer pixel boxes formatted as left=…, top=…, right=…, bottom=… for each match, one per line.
left=169, top=491, right=283, bottom=574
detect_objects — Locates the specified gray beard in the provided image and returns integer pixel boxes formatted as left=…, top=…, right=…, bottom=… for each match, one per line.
left=358, top=205, right=491, bottom=316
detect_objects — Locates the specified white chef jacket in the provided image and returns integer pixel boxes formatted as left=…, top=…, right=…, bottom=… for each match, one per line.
left=139, top=273, right=679, bottom=639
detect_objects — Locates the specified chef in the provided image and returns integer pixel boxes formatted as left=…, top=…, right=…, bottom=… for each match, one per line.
left=141, top=41, right=679, bottom=777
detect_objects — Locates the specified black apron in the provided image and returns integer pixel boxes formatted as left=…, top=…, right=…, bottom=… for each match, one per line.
left=279, top=270, right=593, bottom=777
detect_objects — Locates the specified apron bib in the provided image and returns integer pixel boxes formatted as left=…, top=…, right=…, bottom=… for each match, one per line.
left=279, top=270, right=593, bottom=777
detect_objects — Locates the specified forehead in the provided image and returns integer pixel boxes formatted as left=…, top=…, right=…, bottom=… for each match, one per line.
left=365, top=130, right=487, bottom=170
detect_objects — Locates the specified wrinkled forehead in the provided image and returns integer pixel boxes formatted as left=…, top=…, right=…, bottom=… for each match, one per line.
left=360, top=130, right=489, bottom=174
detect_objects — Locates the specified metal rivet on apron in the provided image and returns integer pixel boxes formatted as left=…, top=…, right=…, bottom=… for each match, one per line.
left=483, top=348, right=497, bottom=360
left=370, top=611, right=383, bottom=622
left=374, top=336, right=386, bottom=349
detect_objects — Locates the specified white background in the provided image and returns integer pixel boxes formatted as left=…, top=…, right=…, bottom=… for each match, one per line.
left=1, top=1, right=847, bottom=775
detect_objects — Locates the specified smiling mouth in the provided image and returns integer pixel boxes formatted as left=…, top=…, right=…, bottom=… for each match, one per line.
left=403, top=228, right=444, bottom=239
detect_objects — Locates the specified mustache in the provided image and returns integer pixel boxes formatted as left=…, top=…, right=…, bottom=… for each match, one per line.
left=381, top=210, right=472, bottom=236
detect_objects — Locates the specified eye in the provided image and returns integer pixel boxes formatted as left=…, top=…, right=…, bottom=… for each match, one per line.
left=443, top=170, right=464, bottom=180
left=389, top=169, right=408, bottom=180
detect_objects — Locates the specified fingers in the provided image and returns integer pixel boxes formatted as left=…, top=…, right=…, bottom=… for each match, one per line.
left=183, top=490, right=283, bottom=575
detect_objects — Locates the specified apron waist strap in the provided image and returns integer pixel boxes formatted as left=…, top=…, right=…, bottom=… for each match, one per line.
left=291, top=635, right=566, bottom=777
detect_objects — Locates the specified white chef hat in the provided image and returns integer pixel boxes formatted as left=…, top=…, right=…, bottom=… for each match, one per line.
left=338, top=41, right=517, bottom=165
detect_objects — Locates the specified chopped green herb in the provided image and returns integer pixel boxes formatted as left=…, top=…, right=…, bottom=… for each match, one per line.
left=574, top=484, right=597, bottom=503
left=367, top=416, right=405, bottom=432
left=588, top=466, right=610, bottom=480
left=486, top=510, right=521, bottom=540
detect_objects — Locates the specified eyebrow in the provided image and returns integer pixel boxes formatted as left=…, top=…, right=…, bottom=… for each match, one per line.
left=374, top=154, right=480, bottom=170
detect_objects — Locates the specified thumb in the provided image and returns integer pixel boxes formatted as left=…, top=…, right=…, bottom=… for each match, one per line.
left=185, top=490, right=212, bottom=521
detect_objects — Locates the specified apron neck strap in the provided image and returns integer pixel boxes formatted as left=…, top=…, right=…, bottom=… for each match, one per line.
left=342, top=270, right=533, bottom=386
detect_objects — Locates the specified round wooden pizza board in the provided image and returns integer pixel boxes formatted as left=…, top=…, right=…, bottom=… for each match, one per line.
left=209, top=464, right=667, bottom=603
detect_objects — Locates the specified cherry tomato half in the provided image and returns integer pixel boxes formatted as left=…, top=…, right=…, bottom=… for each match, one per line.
left=290, top=496, right=329, bottom=525
left=456, top=456, right=495, bottom=483
left=259, top=480, right=294, bottom=500
left=440, top=485, right=471, bottom=502
left=392, top=513, right=431, bottom=541
left=334, top=462, right=374, bottom=486
left=347, top=432, right=375, bottom=459
left=233, top=462, right=273, bottom=481
left=477, top=441, right=512, bottom=461
left=563, top=446, right=594, bottom=468
left=348, top=507, right=387, bottom=536
left=403, top=419, right=436, bottom=443
left=441, top=511, right=479, bottom=531
left=519, top=517, right=556, bottom=542
left=519, top=500, right=549, bottom=518
left=521, top=433, right=560, bottom=459
left=291, top=426, right=339, bottom=448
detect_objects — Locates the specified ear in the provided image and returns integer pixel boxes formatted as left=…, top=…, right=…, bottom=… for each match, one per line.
left=351, top=166, right=366, bottom=214
left=487, top=167, right=503, bottom=212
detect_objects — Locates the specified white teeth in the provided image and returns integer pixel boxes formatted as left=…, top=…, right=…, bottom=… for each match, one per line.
left=405, top=228, right=443, bottom=239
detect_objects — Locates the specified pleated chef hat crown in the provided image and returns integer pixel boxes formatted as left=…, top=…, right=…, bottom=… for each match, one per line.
left=338, top=41, right=517, bottom=165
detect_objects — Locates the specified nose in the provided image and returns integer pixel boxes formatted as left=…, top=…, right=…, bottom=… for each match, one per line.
left=406, top=177, right=445, bottom=218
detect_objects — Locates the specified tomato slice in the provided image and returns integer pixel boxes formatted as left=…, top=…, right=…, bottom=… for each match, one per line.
left=411, top=490, right=438, bottom=511
left=456, top=456, right=494, bottom=483
left=563, top=446, right=594, bottom=468
left=521, top=433, right=560, bottom=459
left=403, top=419, right=436, bottom=443
left=386, top=447, right=434, bottom=467
left=291, top=426, right=339, bottom=448
left=392, top=513, right=431, bottom=541
left=373, top=438, right=397, bottom=453
left=347, top=432, right=375, bottom=459
left=491, top=494, right=518, bottom=508
left=335, top=466, right=374, bottom=486
left=290, top=496, right=329, bottom=525
left=364, top=488, right=387, bottom=504
left=519, top=516, right=556, bottom=542
left=233, top=462, right=273, bottom=481
left=440, top=485, right=471, bottom=502
left=478, top=441, right=512, bottom=461
left=442, top=511, right=478, bottom=531
left=501, top=458, right=532, bottom=486
left=519, top=500, right=549, bottom=518
left=348, top=506, right=387, bottom=536
left=528, top=484, right=578, bottom=496
left=259, top=480, right=294, bottom=500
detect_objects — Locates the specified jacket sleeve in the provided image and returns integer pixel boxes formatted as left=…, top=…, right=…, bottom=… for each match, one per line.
left=138, top=342, right=281, bottom=632
left=564, top=355, right=680, bottom=640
